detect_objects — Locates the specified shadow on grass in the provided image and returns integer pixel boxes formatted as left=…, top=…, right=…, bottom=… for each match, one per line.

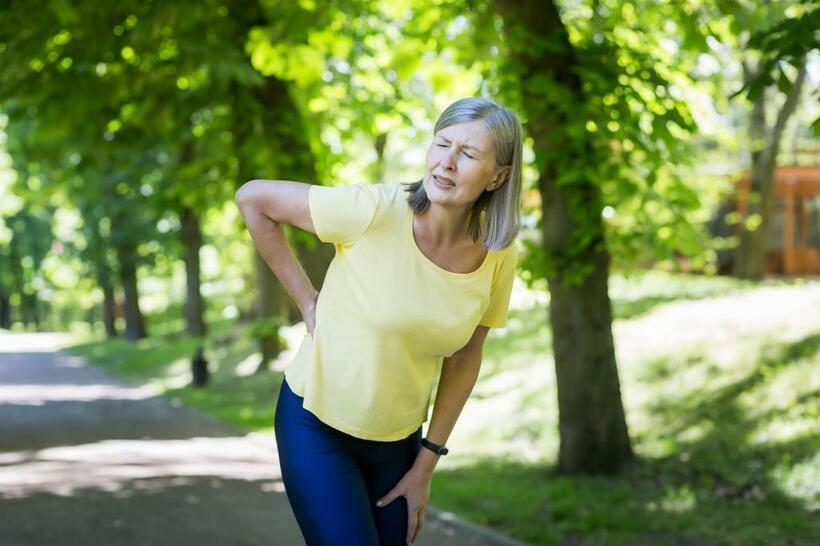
left=477, top=305, right=552, bottom=380
left=431, top=332, right=820, bottom=546
left=60, top=291, right=820, bottom=546
left=484, top=283, right=759, bottom=380
left=612, top=294, right=689, bottom=321
left=610, top=289, right=751, bottom=321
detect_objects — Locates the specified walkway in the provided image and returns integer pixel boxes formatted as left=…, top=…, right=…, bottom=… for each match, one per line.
left=0, top=331, right=528, bottom=546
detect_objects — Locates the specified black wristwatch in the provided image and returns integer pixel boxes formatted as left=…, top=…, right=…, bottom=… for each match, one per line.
left=420, top=438, right=449, bottom=456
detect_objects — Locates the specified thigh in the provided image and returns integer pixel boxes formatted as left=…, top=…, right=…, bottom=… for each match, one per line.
left=357, top=426, right=423, bottom=546
left=274, top=378, right=380, bottom=546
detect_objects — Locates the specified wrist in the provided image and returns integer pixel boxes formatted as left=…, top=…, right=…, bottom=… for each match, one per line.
left=298, top=289, right=318, bottom=314
left=420, top=437, right=449, bottom=456
left=412, top=446, right=440, bottom=476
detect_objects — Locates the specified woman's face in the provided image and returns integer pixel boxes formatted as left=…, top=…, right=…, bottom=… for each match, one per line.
left=423, top=120, right=509, bottom=207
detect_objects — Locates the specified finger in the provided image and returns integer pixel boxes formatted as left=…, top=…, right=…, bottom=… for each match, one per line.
left=407, top=512, right=417, bottom=545
left=413, top=508, right=426, bottom=542
left=376, top=490, right=396, bottom=507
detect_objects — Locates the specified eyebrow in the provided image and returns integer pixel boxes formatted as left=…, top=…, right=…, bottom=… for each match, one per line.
left=437, top=136, right=482, bottom=154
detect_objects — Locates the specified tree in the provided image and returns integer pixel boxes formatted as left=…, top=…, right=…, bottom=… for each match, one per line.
left=727, top=2, right=816, bottom=278
left=0, top=0, right=350, bottom=346
left=493, top=0, right=633, bottom=473
left=487, top=0, right=724, bottom=472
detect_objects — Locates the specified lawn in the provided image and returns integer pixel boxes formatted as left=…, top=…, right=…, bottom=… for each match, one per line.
left=64, top=271, right=820, bottom=546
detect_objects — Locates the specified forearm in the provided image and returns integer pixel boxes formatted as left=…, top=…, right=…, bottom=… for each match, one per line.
left=411, top=353, right=482, bottom=476
left=236, top=202, right=316, bottom=313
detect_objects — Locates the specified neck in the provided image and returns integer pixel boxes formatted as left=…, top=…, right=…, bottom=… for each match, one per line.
left=418, top=202, right=475, bottom=247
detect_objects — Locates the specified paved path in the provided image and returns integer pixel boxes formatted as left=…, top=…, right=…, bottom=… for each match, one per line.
left=0, top=331, right=529, bottom=546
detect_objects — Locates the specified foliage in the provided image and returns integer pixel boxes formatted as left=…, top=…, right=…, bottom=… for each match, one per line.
left=732, top=1, right=819, bottom=101
left=483, top=0, right=735, bottom=285
left=0, top=0, right=815, bottom=323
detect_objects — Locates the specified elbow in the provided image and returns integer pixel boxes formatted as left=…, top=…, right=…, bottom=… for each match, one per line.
left=234, top=180, right=253, bottom=205
left=234, top=179, right=264, bottom=207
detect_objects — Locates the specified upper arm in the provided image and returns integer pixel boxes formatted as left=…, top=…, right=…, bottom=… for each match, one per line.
left=477, top=243, right=518, bottom=329
left=234, top=179, right=316, bottom=234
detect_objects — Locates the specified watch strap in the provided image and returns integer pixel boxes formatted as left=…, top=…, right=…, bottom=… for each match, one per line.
left=420, top=437, right=449, bottom=456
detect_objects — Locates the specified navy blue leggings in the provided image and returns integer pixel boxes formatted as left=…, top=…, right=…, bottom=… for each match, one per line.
left=274, top=377, right=422, bottom=546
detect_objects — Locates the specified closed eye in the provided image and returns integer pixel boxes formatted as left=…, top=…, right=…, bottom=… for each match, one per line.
left=436, top=144, right=475, bottom=159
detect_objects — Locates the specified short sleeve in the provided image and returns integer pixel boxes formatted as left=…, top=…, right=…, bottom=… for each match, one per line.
left=308, top=182, right=381, bottom=246
left=478, top=242, right=518, bottom=328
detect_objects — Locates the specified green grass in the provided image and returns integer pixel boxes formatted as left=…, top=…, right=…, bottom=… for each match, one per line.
left=62, top=271, right=820, bottom=546
left=66, top=316, right=283, bottom=432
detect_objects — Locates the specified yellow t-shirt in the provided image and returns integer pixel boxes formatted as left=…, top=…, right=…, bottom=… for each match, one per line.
left=283, top=181, right=518, bottom=441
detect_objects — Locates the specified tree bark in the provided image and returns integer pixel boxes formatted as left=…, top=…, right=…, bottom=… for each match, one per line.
left=231, top=55, right=333, bottom=369
left=734, top=61, right=807, bottom=278
left=97, top=263, right=119, bottom=339
left=231, top=79, right=280, bottom=369
left=252, top=251, right=281, bottom=369
left=101, top=272, right=118, bottom=338
left=26, top=294, right=39, bottom=329
left=180, top=205, right=207, bottom=338
left=115, top=242, right=147, bottom=340
left=372, top=132, right=388, bottom=182
left=91, top=219, right=119, bottom=338
left=494, top=0, right=633, bottom=473
left=0, top=287, right=10, bottom=329
left=176, top=137, right=207, bottom=338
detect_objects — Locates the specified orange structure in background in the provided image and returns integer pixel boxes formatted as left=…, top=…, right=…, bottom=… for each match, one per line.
left=734, top=166, right=820, bottom=275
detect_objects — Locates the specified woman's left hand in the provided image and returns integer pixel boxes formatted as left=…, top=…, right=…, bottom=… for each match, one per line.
left=375, top=467, right=432, bottom=545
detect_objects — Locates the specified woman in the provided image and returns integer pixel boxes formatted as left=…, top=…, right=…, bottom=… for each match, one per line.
left=235, top=96, right=523, bottom=546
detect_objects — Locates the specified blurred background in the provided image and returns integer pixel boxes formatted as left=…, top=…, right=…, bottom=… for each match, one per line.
left=0, top=1, right=818, bottom=545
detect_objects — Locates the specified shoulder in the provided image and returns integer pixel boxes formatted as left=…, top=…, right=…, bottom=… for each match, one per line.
left=489, top=239, right=518, bottom=260
left=490, top=240, right=518, bottom=275
left=335, top=182, right=404, bottom=207
left=371, top=182, right=407, bottom=205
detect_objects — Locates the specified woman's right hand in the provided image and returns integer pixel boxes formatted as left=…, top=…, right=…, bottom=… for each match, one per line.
left=301, top=290, right=319, bottom=338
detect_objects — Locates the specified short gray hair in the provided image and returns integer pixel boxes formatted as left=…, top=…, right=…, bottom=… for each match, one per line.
left=402, top=97, right=523, bottom=250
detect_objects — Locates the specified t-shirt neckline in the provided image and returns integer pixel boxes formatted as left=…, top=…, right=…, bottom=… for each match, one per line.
left=406, top=205, right=492, bottom=277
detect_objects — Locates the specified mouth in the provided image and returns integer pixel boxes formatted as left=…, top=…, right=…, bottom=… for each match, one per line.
left=433, top=174, right=455, bottom=187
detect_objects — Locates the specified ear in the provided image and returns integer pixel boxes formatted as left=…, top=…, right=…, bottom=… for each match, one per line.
left=489, top=165, right=511, bottom=190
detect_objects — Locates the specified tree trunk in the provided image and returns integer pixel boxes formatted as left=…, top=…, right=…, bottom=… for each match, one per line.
left=31, top=294, right=42, bottom=331
left=495, top=0, right=633, bottom=474
left=10, top=244, right=27, bottom=328
left=94, top=250, right=119, bottom=338
left=180, top=205, right=207, bottom=338
left=734, top=61, right=807, bottom=278
left=115, top=243, right=147, bottom=340
left=91, top=230, right=119, bottom=339
left=101, top=278, right=118, bottom=338
left=371, top=132, right=388, bottom=182
left=231, top=63, right=331, bottom=369
left=0, top=287, right=10, bottom=329
left=293, top=239, right=334, bottom=322
left=252, top=251, right=281, bottom=369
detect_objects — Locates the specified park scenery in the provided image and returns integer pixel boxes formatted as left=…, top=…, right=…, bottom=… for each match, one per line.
left=0, top=1, right=818, bottom=546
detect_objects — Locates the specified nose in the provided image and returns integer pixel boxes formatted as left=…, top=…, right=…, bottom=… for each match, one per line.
left=441, top=148, right=457, bottom=171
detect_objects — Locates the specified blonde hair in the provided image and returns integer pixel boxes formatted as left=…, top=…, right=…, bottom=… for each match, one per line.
left=403, top=97, right=523, bottom=250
